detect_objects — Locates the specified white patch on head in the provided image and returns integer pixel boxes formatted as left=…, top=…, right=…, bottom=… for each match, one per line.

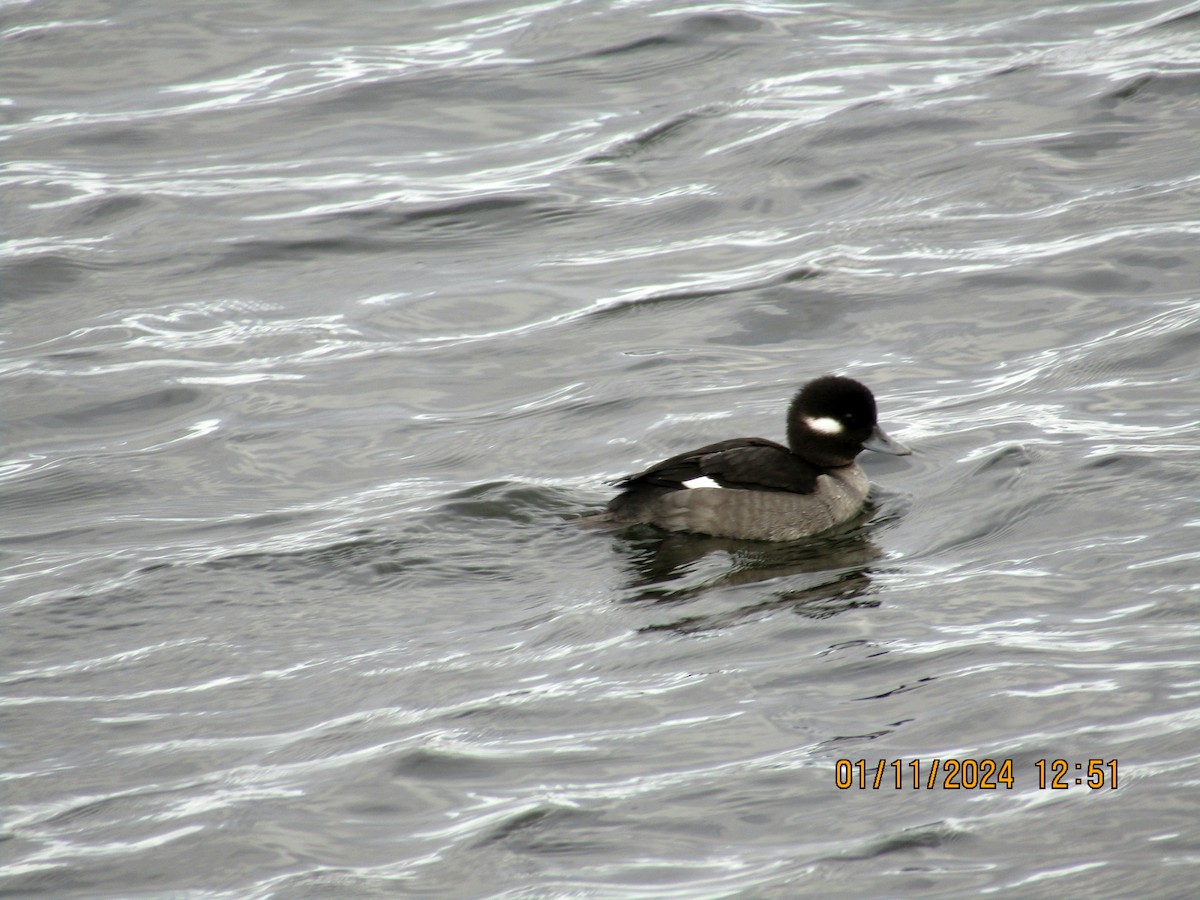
left=681, top=476, right=723, bottom=490
left=805, top=415, right=844, bottom=435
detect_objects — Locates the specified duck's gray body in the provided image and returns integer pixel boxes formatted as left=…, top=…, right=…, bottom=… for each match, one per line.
left=602, top=464, right=869, bottom=542
left=594, top=375, right=909, bottom=542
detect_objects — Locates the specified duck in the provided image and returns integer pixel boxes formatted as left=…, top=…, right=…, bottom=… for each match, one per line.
left=594, top=375, right=910, bottom=541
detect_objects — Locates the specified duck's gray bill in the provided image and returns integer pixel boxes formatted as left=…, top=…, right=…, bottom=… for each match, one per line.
left=863, top=424, right=911, bottom=456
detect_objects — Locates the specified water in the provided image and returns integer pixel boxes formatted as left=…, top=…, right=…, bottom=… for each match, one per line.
left=3, top=0, right=1199, bottom=896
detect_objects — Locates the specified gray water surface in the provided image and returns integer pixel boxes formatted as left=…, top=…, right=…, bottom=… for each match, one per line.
left=3, top=0, right=1200, bottom=897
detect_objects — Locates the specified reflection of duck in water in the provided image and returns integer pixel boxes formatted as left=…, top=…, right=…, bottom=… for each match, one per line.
left=619, top=526, right=887, bottom=632
left=593, top=376, right=910, bottom=542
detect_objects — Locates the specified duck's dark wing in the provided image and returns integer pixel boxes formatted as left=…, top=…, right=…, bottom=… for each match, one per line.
left=613, top=437, right=821, bottom=494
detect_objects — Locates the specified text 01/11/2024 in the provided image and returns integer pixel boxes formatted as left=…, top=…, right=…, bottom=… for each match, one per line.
left=834, top=758, right=1118, bottom=790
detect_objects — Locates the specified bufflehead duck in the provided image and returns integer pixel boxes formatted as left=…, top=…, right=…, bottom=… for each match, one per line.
left=596, top=375, right=910, bottom=541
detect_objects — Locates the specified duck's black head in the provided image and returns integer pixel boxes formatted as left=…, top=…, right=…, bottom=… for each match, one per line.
left=786, top=375, right=910, bottom=467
